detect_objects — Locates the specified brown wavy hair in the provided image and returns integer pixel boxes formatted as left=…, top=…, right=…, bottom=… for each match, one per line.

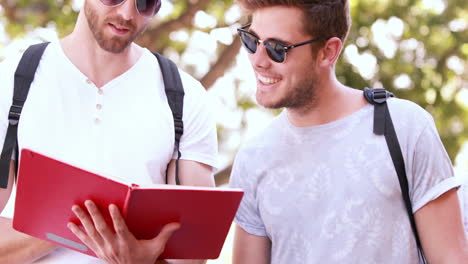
left=236, top=0, right=351, bottom=44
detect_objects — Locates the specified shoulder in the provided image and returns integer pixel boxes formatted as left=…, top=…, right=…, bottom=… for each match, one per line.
left=145, top=50, right=207, bottom=98
left=178, top=68, right=207, bottom=97
left=0, top=47, right=25, bottom=116
left=387, top=97, right=432, bottom=119
left=387, top=97, right=432, bottom=120
left=230, top=113, right=283, bottom=187
left=0, top=47, right=24, bottom=77
left=236, top=113, right=285, bottom=160
left=387, top=97, right=434, bottom=133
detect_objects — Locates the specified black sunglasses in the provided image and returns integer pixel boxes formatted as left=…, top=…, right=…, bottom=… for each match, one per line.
left=237, top=24, right=324, bottom=63
left=100, top=0, right=161, bottom=17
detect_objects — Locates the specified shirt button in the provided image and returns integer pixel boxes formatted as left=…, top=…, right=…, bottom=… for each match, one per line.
left=98, top=89, right=104, bottom=95
left=94, top=118, right=101, bottom=125
left=96, top=104, right=102, bottom=110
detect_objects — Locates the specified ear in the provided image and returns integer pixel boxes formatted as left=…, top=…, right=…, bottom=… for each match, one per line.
left=317, top=37, right=343, bottom=68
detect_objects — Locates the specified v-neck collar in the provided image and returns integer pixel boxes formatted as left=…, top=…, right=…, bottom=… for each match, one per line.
left=53, top=41, right=147, bottom=90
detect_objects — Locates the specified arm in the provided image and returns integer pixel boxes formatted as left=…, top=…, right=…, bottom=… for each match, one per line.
left=0, top=217, right=57, bottom=264
left=166, top=159, right=215, bottom=187
left=0, top=161, right=57, bottom=264
left=415, top=188, right=468, bottom=263
left=232, top=224, right=271, bottom=264
left=0, top=160, right=14, bottom=213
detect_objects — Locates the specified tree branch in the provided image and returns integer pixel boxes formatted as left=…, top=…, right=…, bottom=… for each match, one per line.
left=0, top=1, right=54, bottom=26
left=201, top=36, right=242, bottom=89
left=0, top=0, right=18, bottom=23
left=137, top=0, right=212, bottom=50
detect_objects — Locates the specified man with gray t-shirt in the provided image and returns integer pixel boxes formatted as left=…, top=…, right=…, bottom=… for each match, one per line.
left=229, top=0, right=468, bottom=263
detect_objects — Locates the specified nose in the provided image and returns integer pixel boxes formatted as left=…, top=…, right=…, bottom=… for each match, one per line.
left=249, top=42, right=271, bottom=69
left=115, top=0, right=137, bottom=20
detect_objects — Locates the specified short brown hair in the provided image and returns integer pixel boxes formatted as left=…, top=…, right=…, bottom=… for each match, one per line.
left=236, top=0, right=351, bottom=43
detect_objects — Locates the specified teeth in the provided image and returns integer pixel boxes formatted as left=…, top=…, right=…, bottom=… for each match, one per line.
left=258, top=75, right=280, bottom=84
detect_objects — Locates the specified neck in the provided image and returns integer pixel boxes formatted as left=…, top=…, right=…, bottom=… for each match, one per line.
left=60, top=12, right=143, bottom=88
left=286, top=73, right=368, bottom=127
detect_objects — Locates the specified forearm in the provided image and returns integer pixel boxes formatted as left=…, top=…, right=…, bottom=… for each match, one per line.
left=439, top=244, right=468, bottom=264
left=0, top=217, right=57, bottom=264
left=416, top=189, right=468, bottom=264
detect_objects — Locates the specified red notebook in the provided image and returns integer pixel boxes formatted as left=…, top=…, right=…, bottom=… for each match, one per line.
left=13, top=149, right=243, bottom=260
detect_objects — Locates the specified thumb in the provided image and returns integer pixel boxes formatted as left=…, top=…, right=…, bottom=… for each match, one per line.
left=154, top=222, right=181, bottom=245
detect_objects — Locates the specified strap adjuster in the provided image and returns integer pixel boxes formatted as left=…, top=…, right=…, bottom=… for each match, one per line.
left=364, top=88, right=394, bottom=105
left=173, top=118, right=183, bottom=139
left=8, top=105, right=22, bottom=125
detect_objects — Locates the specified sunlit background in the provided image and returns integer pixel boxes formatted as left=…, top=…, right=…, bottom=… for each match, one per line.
left=0, top=0, right=467, bottom=263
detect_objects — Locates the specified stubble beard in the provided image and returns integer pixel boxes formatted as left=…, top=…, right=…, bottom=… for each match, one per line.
left=257, top=73, right=318, bottom=111
left=84, top=2, right=148, bottom=54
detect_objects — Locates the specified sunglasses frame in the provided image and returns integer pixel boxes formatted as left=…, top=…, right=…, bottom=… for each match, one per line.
left=237, top=24, right=325, bottom=63
left=100, top=0, right=160, bottom=17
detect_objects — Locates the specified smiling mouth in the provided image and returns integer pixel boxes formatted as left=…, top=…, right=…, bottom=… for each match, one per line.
left=257, top=74, right=281, bottom=85
left=109, top=23, right=130, bottom=33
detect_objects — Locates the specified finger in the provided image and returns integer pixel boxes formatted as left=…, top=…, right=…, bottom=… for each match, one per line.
left=153, top=222, right=181, bottom=246
left=68, top=222, right=109, bottom=260
left=68, top=221, right=93, bottom=246
left=109, top=204, right=132, bottom=240
left=72, top=204, right=102, bottom=243
left=84, top=200, right=115, bottom=244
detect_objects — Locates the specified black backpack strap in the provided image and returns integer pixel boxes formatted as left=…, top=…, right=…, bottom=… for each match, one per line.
left=364, top=88, right=426, bottom=263
left=152, top=53, right=184, bottom=186
left=0, top=42, right=50, bottom=189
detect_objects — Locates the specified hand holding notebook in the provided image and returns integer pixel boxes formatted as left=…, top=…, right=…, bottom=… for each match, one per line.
left=13, top=149, right=243, bottom=260
left=68, top=200, right=181, bottom=263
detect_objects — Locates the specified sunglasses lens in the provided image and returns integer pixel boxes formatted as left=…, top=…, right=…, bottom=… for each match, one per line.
left=136, top=0, right=161, bottom=16
left=264, top=41, right=285, bottom=63
left=239, top=31, right=258, bottom=54
left=237, top=26, right=288, bottom=63
left=100, top=0, right=125, bottom=5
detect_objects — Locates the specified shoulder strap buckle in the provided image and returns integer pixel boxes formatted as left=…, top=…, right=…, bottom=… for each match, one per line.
left=173, top=118, right=183, bottom=142
left=364, top=87, right=394, bottom=104
left=8, top=104, right=22, bottom=125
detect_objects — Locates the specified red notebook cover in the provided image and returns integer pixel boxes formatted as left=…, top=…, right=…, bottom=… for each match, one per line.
left=13, top=149, right=243, bottom=260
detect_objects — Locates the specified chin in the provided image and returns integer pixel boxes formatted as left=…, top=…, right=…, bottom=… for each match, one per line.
left=256, top=97, right=280, bottom=109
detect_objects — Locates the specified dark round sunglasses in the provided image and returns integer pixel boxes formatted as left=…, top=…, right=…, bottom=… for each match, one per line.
left=100, top=0, right=161, bottom=17
left=237, top=24, right=324, bottom=63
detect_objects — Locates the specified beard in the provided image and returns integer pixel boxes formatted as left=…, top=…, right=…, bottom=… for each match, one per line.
left=257, top=73, right=318, bottom=111
left=84, top=2, right=147, bottom=54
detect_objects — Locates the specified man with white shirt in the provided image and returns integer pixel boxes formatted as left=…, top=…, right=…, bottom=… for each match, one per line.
left=0, top=0, right=217, bottom=263
left=229, top=0, right=468, bottom=263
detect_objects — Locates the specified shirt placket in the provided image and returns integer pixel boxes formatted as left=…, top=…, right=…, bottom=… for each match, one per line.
left=86, top=78, right=104, bottom=165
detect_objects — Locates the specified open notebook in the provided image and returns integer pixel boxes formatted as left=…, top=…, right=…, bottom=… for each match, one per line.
left=13, top=148, right=243, bottom=260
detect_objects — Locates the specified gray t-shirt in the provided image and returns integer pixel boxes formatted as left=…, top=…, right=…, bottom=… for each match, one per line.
left=230, top=98, right=459, bottom=264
